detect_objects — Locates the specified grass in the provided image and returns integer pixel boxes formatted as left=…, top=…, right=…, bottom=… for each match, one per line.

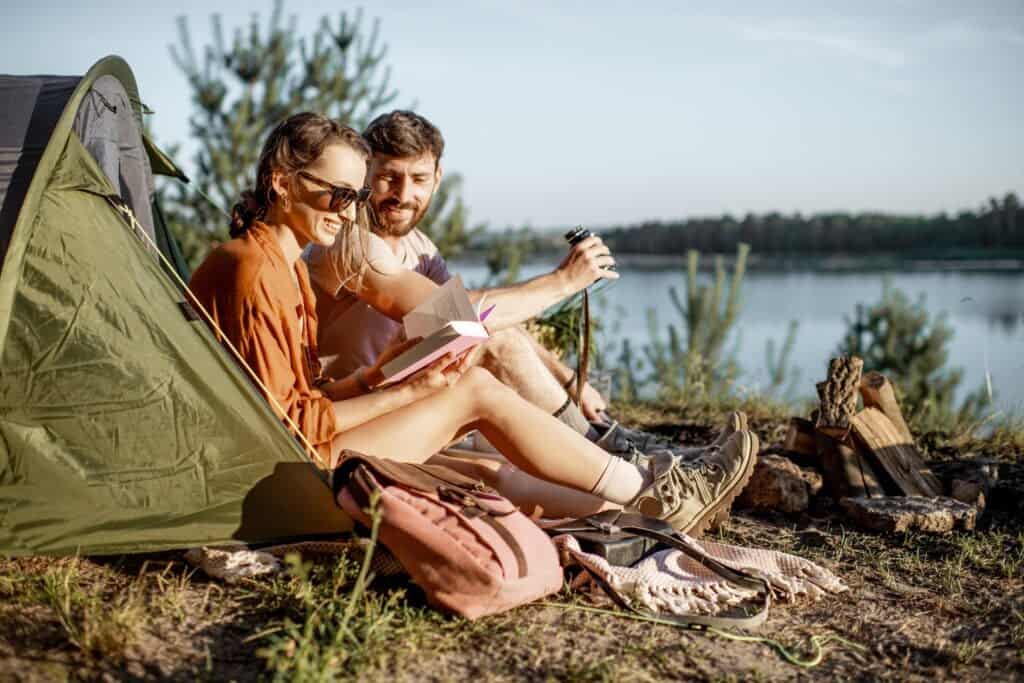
left=255, top=494, right=397, bottom=681
left=1, top=401, right=1023, bottom=681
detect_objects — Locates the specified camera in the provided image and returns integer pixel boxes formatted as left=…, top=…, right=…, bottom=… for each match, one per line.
left=564, top=225, right=591, bottom=247
left=564, top=226, right=616, bottom=294
left=564, top=226, right=616, bottom=272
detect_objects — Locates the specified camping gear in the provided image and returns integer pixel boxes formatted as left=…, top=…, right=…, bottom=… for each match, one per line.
left=547, top=513, right=660, bottom=566
left=549, top=510, right=771, bottom=629
left=0, top=56, right=350, bottom=556
left=334, top=452, right=563, bottom=619
left=549, top=510, right=848, bottom=629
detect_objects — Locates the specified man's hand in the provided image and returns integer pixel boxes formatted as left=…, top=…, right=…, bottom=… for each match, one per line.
left=557, top=235, right=619, bottom=295
left=577, top=381, right=608, bottom=423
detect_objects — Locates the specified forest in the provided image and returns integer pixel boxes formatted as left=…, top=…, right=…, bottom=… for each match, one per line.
left=599, top=194, right=1023, bottom=258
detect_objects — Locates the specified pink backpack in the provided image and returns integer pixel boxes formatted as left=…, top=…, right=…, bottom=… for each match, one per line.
left=333, top=452, right=563, bottom=619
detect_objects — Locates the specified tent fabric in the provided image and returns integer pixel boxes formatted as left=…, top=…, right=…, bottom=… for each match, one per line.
left=0, top=56, right=350, bottom=556
left=0, top=75, right=79, bottom=266
left=73, top=74, right=156, bottom=241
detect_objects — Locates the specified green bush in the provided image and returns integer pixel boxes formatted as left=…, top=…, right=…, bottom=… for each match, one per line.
left=641, top=244, right=748, bottom=399
left=837, top=279, right=988, bottom=427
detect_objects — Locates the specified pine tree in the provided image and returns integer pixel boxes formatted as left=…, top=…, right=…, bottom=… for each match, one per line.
left=838, top=280, right=966, bottom=423
left=162, top=1, right=479, bottom=269
left=417, top=173, right=485, bottom=262
left=641, top=244, right=749, bottom=397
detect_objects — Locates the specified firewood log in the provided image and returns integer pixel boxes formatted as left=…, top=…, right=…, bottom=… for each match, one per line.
left=859, top=371, right=913, bottom=443
left=815, top=356, right=864, bottom=439
left=850, top=408, right=943, bottom=497
left=815, top=430, right=885, bottom=499
left=783, top=417, right=818, bottom=459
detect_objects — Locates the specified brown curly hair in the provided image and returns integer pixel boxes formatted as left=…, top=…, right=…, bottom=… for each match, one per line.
left=362, top=110, right=444, bottom=167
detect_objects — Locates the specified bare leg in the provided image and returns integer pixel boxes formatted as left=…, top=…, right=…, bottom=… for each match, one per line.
left=428, top=452, right=613, bottom=519
left=330, top=366, right=611, bottom=494
left=471, top=327, right=569, bottom=414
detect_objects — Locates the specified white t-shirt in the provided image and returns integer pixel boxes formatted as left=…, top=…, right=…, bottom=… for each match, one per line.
left=304, top=229, right=451, bottom=376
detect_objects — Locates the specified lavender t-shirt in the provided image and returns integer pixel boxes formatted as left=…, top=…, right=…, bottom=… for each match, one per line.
left=304, top=229, right=451, bottom=377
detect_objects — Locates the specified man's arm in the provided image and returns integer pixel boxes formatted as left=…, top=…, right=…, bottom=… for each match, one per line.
left=468, top=235, right=618, bottom=330
left=348, top=234, right=617, bottom=331
left=355, top=266, right=438, bottom=323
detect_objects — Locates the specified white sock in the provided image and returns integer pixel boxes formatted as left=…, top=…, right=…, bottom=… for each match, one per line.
left=589, top=456, right=651, bottom=505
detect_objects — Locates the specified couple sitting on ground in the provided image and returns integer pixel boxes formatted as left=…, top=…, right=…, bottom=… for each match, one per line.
left=189, top=110, right=759, bottom=533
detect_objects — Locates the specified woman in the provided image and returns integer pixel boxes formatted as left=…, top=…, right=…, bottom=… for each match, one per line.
left=189, top=112, right=756, bottom=532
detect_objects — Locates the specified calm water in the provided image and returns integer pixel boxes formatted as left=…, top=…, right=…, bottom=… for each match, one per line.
left=452, top=261, right=1024, bottom=414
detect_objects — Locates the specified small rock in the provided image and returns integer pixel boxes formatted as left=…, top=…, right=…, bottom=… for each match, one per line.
left=950, top=479, right=987, bottom=510
left=800, top=468, right=824, bottom=497
left=796, top=528, right=831, bottom=547
left=737, top=454, right=810, bottom=514
left=931, top=458, right=999, bottom=514
left=839, top=496, right=977, bottom=534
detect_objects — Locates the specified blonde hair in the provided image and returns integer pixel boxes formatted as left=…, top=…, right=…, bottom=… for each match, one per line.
left=327, top=203, right=376, bottom=294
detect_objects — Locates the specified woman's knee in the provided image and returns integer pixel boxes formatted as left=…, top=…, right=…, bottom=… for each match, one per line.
left=460, top=365, right=499, bottom=389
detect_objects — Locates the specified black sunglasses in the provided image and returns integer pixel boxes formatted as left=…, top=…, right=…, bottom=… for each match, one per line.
left=295, top=171, right=371, bottom=212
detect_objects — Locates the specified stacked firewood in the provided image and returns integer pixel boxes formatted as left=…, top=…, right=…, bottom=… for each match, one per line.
left=782, top=356, right=978, bottom=533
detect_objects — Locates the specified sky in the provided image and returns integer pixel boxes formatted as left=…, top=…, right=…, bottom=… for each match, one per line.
left=3, top=1, right=1023, bottom=230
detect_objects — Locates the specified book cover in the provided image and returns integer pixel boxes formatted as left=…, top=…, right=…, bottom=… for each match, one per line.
left=378, top=276, right=491, bottom=384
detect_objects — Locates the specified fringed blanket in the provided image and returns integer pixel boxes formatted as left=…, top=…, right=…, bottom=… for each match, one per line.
left=186, top=531, right=846, bottom=622
left=553, top=533, right=847, bottom=618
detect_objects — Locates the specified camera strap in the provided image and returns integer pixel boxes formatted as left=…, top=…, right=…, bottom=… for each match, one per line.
left=573, top=288, right=591, bottom=406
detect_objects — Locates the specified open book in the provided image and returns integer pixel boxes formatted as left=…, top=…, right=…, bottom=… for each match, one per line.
left=378, top=276, right=491, bottom=384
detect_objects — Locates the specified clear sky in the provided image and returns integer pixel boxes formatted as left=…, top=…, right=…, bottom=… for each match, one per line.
left=4, top=1, right=1023, bottom=229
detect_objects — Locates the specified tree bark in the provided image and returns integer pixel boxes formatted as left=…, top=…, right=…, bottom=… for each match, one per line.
left=815, top=356, right=864, bottom=439
left=815, top=431, right=885, bottom=499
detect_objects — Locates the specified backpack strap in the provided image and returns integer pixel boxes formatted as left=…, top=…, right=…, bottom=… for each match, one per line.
left=332, top=451, right=491, bottom=497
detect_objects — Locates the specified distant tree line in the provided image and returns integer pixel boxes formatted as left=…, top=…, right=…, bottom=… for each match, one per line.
left=601, top=193, right=1022, bottom=258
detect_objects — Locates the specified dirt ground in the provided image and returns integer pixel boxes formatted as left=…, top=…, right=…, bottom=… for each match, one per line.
left=1, top=413, right=1022, bottom=682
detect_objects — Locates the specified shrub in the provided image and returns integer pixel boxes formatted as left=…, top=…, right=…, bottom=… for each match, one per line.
left=837, top=279, right=986, bottom=427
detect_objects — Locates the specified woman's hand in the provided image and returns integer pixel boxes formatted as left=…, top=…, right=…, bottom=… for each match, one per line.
left=364, top=335, right=422, bottom=387
left=401, top=351, right=474, bottom=396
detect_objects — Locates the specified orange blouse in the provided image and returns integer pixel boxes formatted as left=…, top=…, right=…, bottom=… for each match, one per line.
left=189, top=221, right=335, bottom=465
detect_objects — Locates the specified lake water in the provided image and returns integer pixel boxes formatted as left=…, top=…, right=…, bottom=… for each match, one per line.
left=451, top=261, right=1024, bottom=415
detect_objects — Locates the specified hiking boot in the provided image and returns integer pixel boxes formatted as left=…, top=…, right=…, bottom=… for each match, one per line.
left=670, top=411, right=751, bottom=464
left=711, top=411, right=748, bottom=448
left=593, top=421, right=675, bottom=457
left=626, top=430, right=759, bottom=536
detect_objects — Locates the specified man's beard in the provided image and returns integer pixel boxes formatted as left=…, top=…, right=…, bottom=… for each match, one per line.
left=371, top=197, right=432, bottom=238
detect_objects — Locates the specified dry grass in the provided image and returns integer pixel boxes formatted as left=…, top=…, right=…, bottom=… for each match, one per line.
left=1, top=403, right=1022, bottom=681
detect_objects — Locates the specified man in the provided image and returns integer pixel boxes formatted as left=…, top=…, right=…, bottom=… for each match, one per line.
left=305, top=110, right=716, bottom=454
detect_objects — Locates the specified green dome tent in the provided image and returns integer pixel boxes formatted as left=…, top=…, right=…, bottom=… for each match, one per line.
left=0, top=56, right=350, bottom=556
